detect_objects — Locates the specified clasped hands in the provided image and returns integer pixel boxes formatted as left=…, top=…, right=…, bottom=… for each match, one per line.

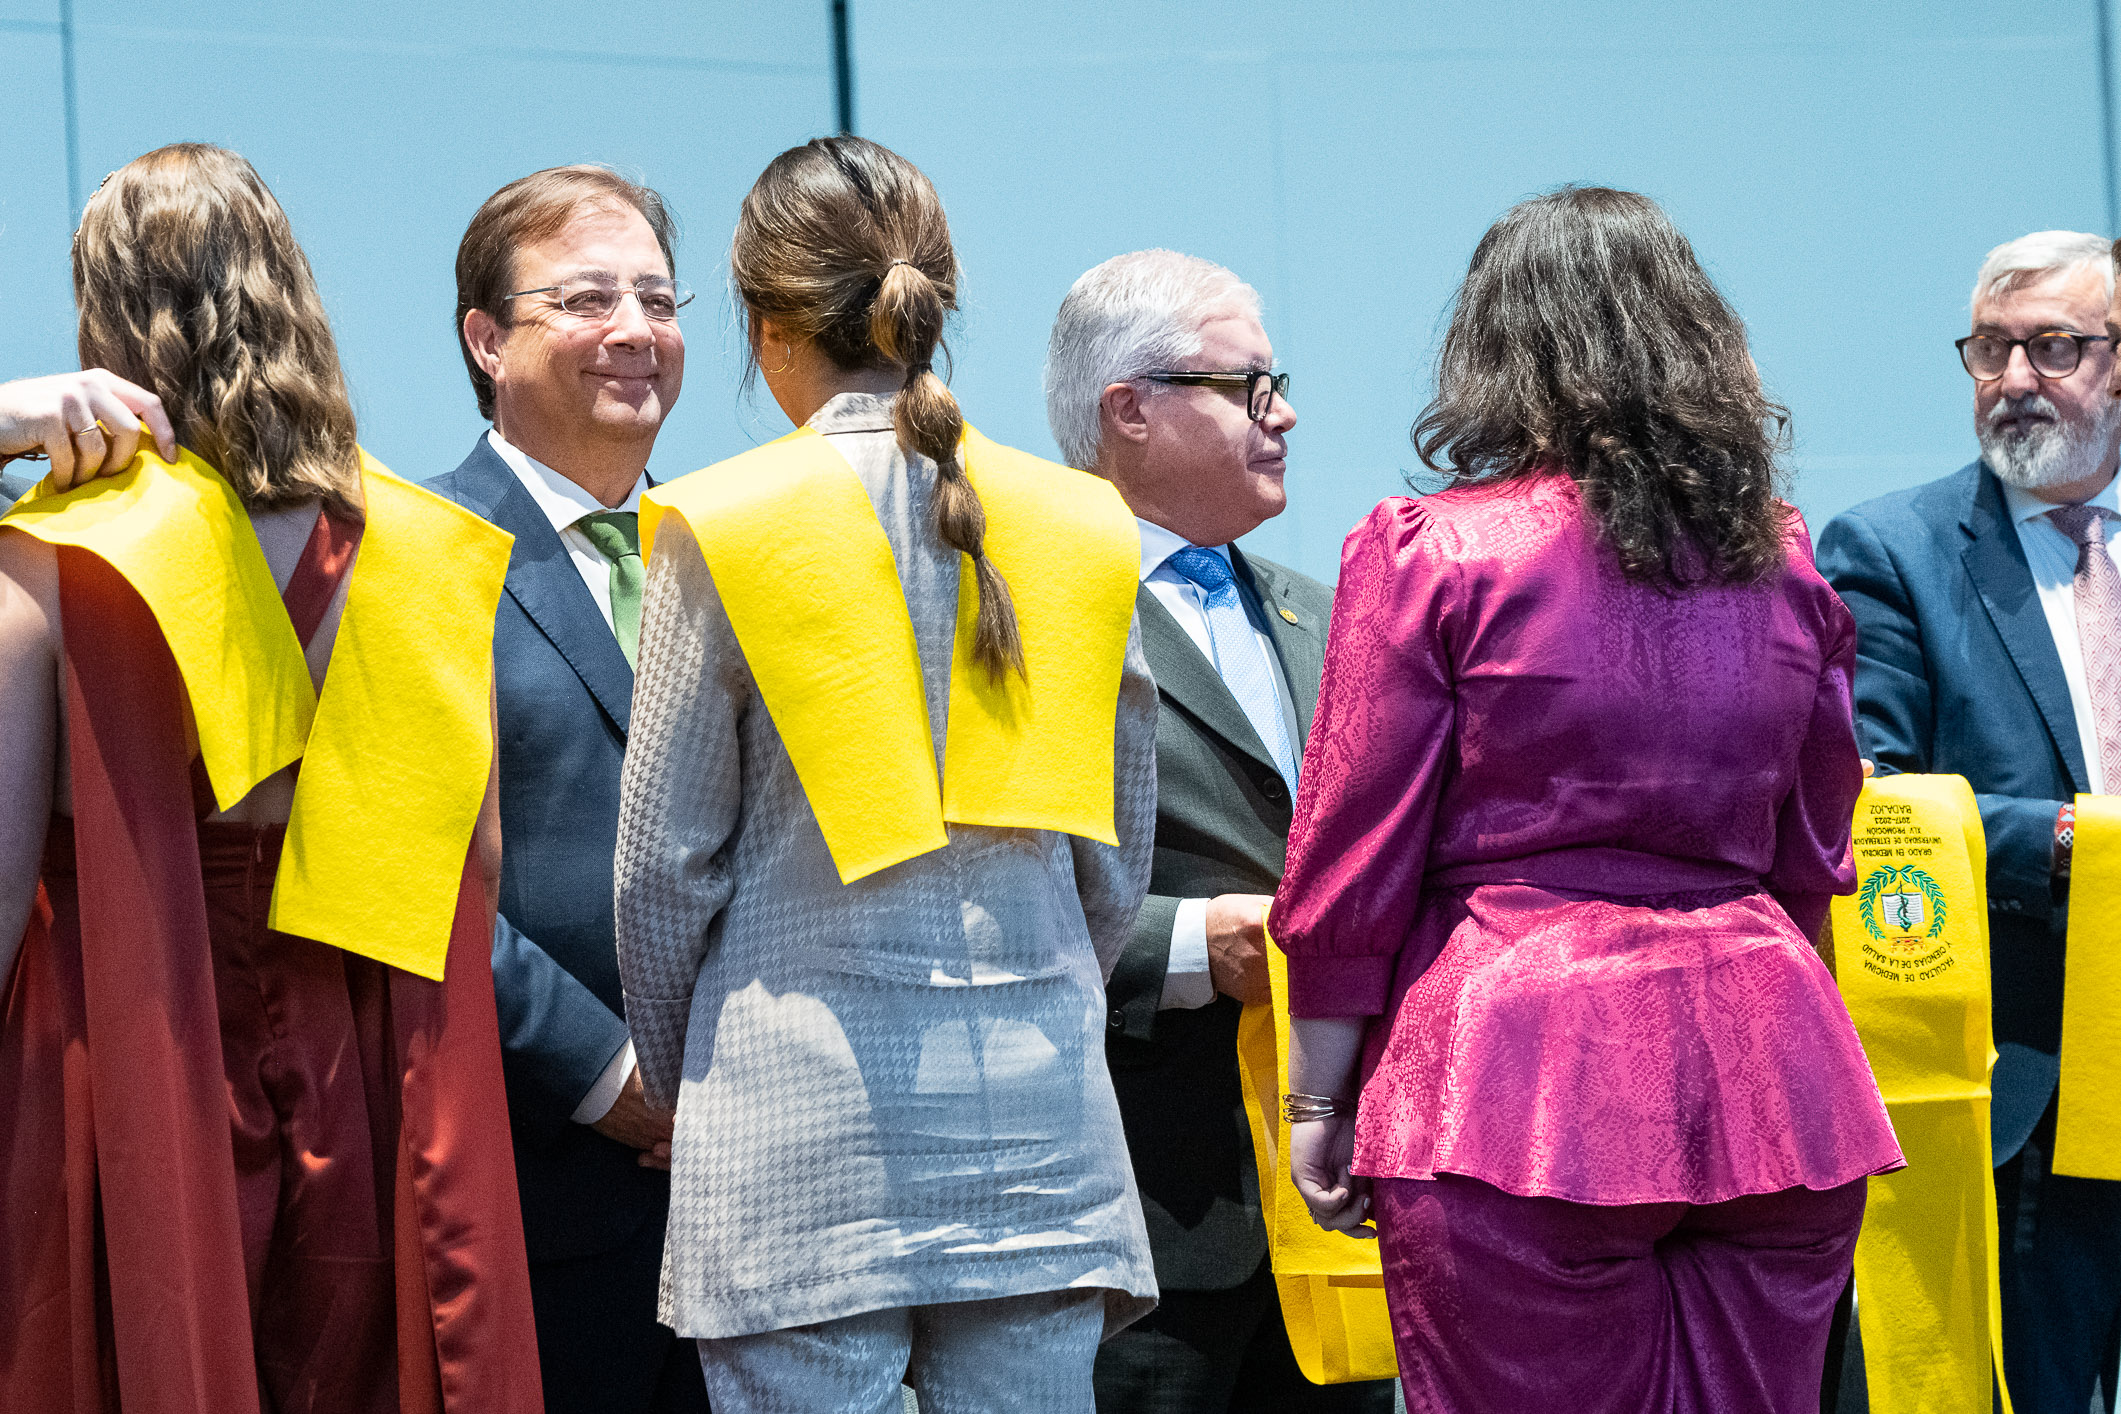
left=592, top=1067, right=674, bottom=1171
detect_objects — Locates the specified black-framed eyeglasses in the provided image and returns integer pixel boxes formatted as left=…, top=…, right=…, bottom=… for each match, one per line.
left=503, top=276, right=694, bottom=324
left=1138, top=369, right=1291, bottom=421
left=1956, top=331, right=2112, bottom=381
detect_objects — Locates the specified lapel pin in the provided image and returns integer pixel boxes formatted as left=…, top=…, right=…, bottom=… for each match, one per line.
left=1278, top=607, right=1300, bottom=625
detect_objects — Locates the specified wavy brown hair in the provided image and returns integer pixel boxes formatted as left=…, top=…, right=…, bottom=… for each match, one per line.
left=1412, top=186, right=1790, bottom=588
left=73, top=143, right=362, bottom=519
left=732, top=136, right=1023, bottom=680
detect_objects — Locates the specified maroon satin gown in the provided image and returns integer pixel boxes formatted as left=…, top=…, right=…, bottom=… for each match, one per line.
left=0, top=513, right=541, bottom=1413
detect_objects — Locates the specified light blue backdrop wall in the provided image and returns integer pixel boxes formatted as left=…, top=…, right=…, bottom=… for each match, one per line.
left=2, top=1, right=2112, bottom=581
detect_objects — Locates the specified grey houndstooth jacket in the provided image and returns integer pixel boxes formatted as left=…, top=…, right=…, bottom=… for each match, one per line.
left=614, top=393, right=1159, bottom=1341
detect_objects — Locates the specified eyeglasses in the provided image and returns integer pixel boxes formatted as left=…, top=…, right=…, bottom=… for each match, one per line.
left=1138, top=369, right=1292, bottom=421
left=1956, top=331, right=2112, bottom=381
left=503, top=276, right=694, bottom=324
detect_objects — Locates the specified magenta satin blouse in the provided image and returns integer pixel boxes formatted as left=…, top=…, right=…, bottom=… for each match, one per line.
left=1270, top=475, right=1902, bottom=1205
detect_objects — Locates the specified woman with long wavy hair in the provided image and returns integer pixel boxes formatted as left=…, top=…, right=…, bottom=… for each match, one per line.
left=613, top=136, right=1157, bottom=1410
left=0, top=144, right=538, bottom=1414
left=1267, top=187, right=1902, bottom=1412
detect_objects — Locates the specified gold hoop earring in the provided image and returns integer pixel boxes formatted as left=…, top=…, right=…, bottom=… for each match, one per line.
left=762, top=342, right=794, bottom=376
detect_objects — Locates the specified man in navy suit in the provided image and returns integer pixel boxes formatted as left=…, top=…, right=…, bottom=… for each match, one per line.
left=426, top=166, right=706, bottom=1414
left=1819, top=230, right=2121, bottom=1413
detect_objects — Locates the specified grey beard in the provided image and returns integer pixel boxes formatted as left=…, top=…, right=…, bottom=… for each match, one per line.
left=1979, top=396, right=2117, bottom=491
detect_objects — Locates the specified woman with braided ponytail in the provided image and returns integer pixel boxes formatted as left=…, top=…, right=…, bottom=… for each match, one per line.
left=615, top=136, right=1158, bottom=1410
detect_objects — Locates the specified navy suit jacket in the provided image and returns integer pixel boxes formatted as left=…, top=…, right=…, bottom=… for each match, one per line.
left=1818, top=461, right=2078, bottom=1162
left=426, top=436, right=667, bottom=1262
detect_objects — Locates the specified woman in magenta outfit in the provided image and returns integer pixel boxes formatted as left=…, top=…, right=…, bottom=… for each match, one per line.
left=1270, top=187, right=1903, bottom=1413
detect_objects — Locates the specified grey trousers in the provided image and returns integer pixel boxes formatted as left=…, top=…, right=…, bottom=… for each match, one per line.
left=696, top=1290, right=1107, bottom=1414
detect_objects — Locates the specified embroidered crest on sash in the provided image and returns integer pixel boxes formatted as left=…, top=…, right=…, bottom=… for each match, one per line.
left=1856, top=863, right=1952, bottom=981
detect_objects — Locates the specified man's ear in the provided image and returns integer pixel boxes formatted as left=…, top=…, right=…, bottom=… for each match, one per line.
left=1101, top=381, right=1151, bottom=447
left=463, top=308, right=508, bottom=383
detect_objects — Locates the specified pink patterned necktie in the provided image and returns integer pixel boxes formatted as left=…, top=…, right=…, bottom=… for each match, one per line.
left=2049, top=502, right=2121, bottom=788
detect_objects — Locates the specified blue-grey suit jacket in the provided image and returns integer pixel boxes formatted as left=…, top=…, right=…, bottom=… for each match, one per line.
left=427, top=436, right=667, bottom=1262
left=1818, top=460, right=2077, bottom=1163
left=1, top=467, right=38, bottom=511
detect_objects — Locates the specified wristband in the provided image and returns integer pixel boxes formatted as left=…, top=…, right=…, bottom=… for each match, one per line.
left=1282, top=1091, right=1358, bottom=1123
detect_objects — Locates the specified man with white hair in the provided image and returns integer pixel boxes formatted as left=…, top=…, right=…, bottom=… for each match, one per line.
left=1046, top=252, right=1392, bottom=1413
left=1820, top=230, right=2121, bottom=1411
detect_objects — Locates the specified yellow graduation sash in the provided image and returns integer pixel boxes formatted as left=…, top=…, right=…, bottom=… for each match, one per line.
left=641, top=423, right=1138, bottom=883
left=1832, top=775, right=2011, bottom=1414
left=2, top=448, right=510, bottom=979
left=2055, top=794, right=2121, bottom=1179
left=1236, top=930, right=1397, bottom=1385
left=4, top=447, right=313, bottom=807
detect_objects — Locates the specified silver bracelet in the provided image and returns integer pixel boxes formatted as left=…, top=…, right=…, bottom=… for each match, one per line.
left=1282, top=1091, right=1357, bottom=1123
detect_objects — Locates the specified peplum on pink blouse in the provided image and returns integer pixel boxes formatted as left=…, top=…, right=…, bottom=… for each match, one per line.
left=1269, top=474, right=1904, bottom=1206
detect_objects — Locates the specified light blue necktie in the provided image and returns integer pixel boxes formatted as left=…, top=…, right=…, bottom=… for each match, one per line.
left=1167, top=546, right=1300, bottom=788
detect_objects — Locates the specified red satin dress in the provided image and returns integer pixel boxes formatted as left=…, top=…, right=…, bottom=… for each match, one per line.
left=0, top=515, right=541, bottom=1413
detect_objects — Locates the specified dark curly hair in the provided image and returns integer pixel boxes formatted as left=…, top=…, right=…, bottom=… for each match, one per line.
left=1412, top=186, right=1792, bottom=588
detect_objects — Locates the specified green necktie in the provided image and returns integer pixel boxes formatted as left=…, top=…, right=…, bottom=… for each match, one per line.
left=578, top=511, right=644, bottom=667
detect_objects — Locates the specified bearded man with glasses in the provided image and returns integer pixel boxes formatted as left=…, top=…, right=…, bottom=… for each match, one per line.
left=1819, top=230, right=2121, bottom=1412
left=1045, top=250, right=1394, bottom=1414
left=425, top=165, right=708, bottom=1414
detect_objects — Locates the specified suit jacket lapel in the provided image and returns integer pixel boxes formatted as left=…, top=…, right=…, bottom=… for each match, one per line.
left=1961, top=464, right=2087, bottom=790
left=459, top=440, right=636, bottom=737
left=1233, top=547, right=1325, bottom=744
left=1136, top=584, right=1279, bottom=774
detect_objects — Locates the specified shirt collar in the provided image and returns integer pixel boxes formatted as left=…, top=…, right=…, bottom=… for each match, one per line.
left=808, top=391, right=898, bottom=436
left=1135, top=516, right=1231, bottom=583
left=487, top=429, right=645, bottom=534
left=2000, top=469, right=2121, bottom=529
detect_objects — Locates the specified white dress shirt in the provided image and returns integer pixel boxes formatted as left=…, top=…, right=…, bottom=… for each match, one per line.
left=2001, top=474, right=2121, bottom=795
left=1136, top=517, right=1303, bottom=1011
left=487, top=429, right=647, bottom=634
left=488, top=429, right=646, bottom=1124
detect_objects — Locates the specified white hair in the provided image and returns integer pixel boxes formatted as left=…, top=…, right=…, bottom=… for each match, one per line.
left=1972, top=230, right=2114, bottom=308
left=1043, top=250, right=1261, bottom=470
